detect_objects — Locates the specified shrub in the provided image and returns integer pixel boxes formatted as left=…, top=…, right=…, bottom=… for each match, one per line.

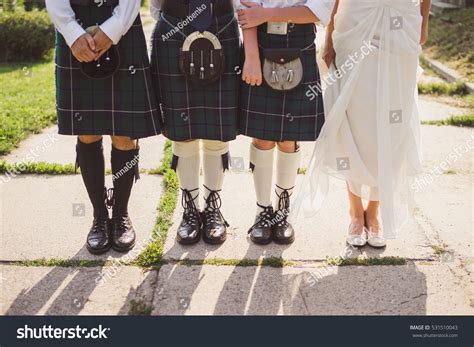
left=0, top=10, right=55, bottom=62
left=23, top=0, right=46, bottom=11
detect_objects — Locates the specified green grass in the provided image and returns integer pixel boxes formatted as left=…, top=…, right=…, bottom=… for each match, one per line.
left=0, top=160, right=160, bottom=176
left=326, top=256, right=407, bottom=266
left=424, top=8, right=474, bottom=82
left=422, top=114, right=474, bottom=127
left=14, top=258, right=107, bottom=267
left=418, top=81, right=468, bottom=96
left=431, top=244, right=448, bottom=257
left=0, top=61, right=56, bottom=155
left=0, top=160, right=76, bottom=175
left=176, top=257, right=294, bottom=268
left=134, top=141, right=179, bottom=267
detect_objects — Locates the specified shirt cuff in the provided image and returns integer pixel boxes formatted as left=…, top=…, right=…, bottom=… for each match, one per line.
left=305, top=1, right=333, bottom=26
left=100, top=15, right=124, bottom=45
left=63, top=21, right=86, bottom=48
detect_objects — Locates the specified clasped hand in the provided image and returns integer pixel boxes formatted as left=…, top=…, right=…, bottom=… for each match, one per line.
left=71, top=28, right=113, bottom=63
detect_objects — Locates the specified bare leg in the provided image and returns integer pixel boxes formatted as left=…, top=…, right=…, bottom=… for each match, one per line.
left=347, top=186, right=365, bottom=234
left=365, top=200, right=381, bottom=233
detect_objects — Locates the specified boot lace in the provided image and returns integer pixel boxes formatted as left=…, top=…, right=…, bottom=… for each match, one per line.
left=203, top=185, right=229, bottom=227
left=275, top=185, right=293, bottom=227
left=181, top=188, right=201, bottom=227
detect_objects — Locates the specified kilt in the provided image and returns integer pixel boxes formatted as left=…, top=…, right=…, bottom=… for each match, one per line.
left=55, top=4, right=162, bottom=138
left=239, top=24, right=325, bottom=142
left=150, top=12, right=241, bottom=142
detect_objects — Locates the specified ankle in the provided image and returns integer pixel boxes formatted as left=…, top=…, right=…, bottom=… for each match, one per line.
left=349, top=209, right=364, bottom=220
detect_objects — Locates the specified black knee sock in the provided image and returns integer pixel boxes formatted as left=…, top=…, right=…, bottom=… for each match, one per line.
left=111, top=145, right=140, bottom=218
left=76, top=139, right=108, bottom=219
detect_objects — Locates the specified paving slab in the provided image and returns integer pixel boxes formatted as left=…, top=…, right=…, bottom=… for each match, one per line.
left=418, top=96, right=470, bottom=121
left=0, top=265, right=157, bottom=315
left=152, top=263, right=474, bottom=315
left=411, top=125, right=473, bottom=259
left=0, top=175, right=162, bottom=261
left=1, top=125, right=167, bottom=170
left=164, top=125, right=474, bottom=262
left=163, top=173, right=434, bottom=261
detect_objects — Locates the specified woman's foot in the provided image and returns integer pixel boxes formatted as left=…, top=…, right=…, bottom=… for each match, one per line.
left=364, top=212, right=386, bottom=248
left=346, top=217, right=367, bottom=247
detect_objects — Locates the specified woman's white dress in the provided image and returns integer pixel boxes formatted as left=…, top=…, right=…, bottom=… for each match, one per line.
left=292, top=0, right=424, bottom=237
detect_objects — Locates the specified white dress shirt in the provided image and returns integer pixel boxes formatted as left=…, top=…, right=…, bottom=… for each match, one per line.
left=150, top=0, right=333, bottom=26
left=236, top=0, right=334, bottom=26
left=45, top=0, right=140, bottom=47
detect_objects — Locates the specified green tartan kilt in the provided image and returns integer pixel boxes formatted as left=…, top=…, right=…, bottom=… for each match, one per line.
left=55, top=5, right=162, bottom=138
left=239, top=24, right=325, bottom=142
left=150, top=12, right=241, bottom=142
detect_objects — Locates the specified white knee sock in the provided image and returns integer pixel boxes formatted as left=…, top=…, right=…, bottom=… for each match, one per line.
left=250, top=144, right=275, bottom=214
left=173, top=140, right=201, bottom=208
left=274, top=147, right=301, bottom=210
left=202, top=140, right=229, bottom=204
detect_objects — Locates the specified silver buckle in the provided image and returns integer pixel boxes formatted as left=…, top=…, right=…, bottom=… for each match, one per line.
left=267, top=22, right=288, bottom=35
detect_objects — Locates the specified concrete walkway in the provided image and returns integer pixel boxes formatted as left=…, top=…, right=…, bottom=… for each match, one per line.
left=0, top=21, right=472, bottom=316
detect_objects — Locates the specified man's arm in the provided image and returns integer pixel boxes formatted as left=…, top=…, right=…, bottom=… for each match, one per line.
left=45, top=0, right=86, bottom=47
left=45, top=0, right=96, bottom=62
left=100, top=0, right=141, bottom=45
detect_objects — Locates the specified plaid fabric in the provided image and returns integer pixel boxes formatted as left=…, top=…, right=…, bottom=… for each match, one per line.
left=55, top=4, right=162, bottom=138
left=240, top=24, right=325, bottom=142
left=150, top=12, right=241, bottom=142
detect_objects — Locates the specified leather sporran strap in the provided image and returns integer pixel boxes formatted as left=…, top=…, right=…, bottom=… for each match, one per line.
left=261, top=48, right=304, bottom=91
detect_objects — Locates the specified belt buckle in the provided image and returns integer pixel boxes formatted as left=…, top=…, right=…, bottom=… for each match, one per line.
left=267, top=22, right=288, bottom=35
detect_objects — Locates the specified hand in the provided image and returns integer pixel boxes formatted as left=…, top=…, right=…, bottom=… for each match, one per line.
left=420, top=24, right=428, bottom=45
left=322, top=41, right=336, bottom=69
left=242, top=55, right=263, bottom=86
left=92, top=28, right=113, bottom=60
left=238, top=2, right=267, bottom=30
left=71, top=33, right=97, bottom=62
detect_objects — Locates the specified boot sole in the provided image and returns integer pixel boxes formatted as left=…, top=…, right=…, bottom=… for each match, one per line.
left=112, top=240, right=136, bottom=253
left=86, top=243, right=112, bottom=255
left=202, top=235, right=227, bottom=245
left=249, top=236, right=273, bottom=245
left=273, top=236, right=295, bottom=245
left=176, top=235, right=201, bottom=245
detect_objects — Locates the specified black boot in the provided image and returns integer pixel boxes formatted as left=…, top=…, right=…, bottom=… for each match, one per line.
left=110, top=145, right=139, bottom=252
left=176, top=188, right=202, bottom=245
left=248, top=204, right=274, bottom=245
left=202, top=186, right=228, bottom=245
left=272, top=186, right=295, bottom=244
left=76, top=139, right=112, bottom=255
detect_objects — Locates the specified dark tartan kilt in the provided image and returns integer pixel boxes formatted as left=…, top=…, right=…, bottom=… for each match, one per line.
left=55, top=5, right=162, bottom=138
left=150, top=12, right=241, bottom=142
left=240, top=24, right=325, bottom=142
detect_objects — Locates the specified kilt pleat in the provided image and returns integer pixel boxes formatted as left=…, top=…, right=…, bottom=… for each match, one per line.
left=150, top=12, right=241, bottom=142
left=55, top=5, right=162, bottom=138
left=239, top=25, right=325, bottom=142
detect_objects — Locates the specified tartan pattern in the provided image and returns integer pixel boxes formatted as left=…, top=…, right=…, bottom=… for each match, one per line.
left=240, top=25, right=325, bottom=142
left=55, top=4, right=162, bottom=138
left=150, top=12, right=241, bottom=142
